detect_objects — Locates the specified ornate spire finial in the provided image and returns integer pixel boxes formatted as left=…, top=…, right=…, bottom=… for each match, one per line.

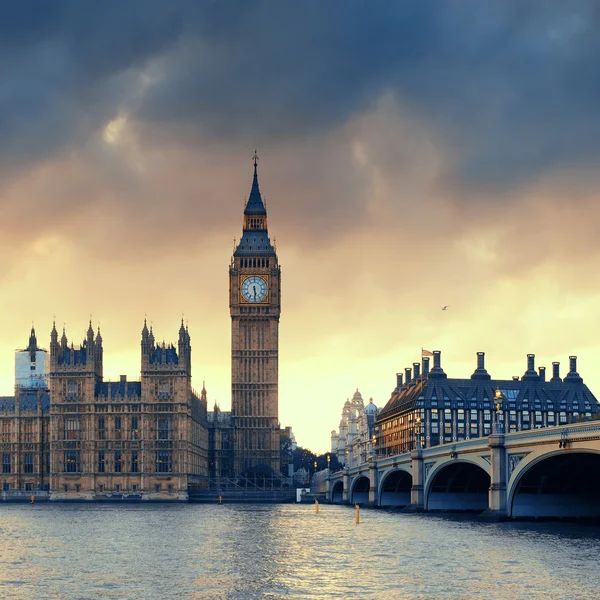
left=253, top=149, right=259, bottom=168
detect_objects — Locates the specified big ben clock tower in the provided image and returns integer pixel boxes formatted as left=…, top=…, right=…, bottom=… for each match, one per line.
left=230, top=152, right=281, bottom=484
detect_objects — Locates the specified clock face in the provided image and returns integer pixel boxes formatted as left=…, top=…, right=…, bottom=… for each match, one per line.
left=241, top=275, right=268, bottom=303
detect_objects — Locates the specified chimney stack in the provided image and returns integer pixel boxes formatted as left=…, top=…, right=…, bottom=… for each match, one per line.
left=569, top=356, right=577, bottom=374
left=433, top=350, right=441, bottom=370
left=538, top=366, right=546, bottom=382
left=527, top=354, right=535, bottom=372
left=413, top=362, right=421, bottom=380
left=564, top=356, right=583, bottom=383
left=405, top=367, right=412, bottom=384
left=523, top=353, right=538, bottom=379
left=551, top=362, right=560, bottom=382
left=423, top=356, right=430, bottom=376
left=396, top=372, right=403, bottom=389
left=477, top=352, right=485, bottom=370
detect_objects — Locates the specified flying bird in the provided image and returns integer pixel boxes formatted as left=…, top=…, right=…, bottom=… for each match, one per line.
left=441, top=305, right=449, bottom=311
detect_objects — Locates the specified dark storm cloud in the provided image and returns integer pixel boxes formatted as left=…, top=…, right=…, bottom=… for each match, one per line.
left=1, top=1, right=599, bottom=187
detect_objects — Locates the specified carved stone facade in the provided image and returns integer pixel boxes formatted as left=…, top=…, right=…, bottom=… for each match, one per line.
left=47, top=320, right=208, bottom=501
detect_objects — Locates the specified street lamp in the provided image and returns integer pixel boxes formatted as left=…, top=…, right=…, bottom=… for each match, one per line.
left=313, top=460, right=318, bottom=474
left=371, top=434, right=377, bottom=458
left=414, top=416, right=423, bottom=449
left=326, top=454, right=331, bottom=471
left=494, top=389, right=504, bottom=434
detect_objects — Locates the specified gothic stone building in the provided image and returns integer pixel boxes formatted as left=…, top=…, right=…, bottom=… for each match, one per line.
left=375, top=350, right=600, bottom=456
left=0, top=157, right=289, bottom=498
left=46, top=320, right=209, bottom=500
left=0, top=329, right=50, bottom=493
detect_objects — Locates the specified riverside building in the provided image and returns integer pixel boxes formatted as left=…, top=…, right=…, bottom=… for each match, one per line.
left=374, top=351, right=600, bottom=457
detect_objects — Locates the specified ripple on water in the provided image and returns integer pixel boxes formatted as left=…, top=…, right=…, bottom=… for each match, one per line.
left=0, top=504, right=599, bottom=599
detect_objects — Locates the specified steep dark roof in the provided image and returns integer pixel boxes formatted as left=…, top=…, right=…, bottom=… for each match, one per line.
left=244, top=163, right=266, bottom=216
left=0, top=396, right=15, bottom=412
left=19, top=391, right=50, bottom=412
left=58, top=344, right=88, bottom=366
left=233, top=231, right=275, bottom=257
left=95, top=381, right=142, bottom=398
left=379, top=374, right=599, bottom=420
left=149, top=345, right=178, bottom=365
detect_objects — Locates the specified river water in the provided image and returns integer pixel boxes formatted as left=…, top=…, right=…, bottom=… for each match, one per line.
left=0, top=503, right=599, bottom=599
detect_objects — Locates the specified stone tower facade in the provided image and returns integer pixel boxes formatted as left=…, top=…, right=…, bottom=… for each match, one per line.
left=229, top=154, right=281, bottom=483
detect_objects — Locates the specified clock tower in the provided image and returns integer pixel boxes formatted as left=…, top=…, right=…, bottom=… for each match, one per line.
left=229, top=153, right=281, bottom=484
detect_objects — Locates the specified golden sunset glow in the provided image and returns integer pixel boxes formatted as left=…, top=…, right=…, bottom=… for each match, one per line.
left=2, top=6, right=599, bottom=455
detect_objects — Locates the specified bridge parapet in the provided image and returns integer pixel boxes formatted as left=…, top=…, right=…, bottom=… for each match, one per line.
left=327, top=423, right=600, bottom=515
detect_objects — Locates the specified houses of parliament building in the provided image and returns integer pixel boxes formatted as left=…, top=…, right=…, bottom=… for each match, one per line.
left=0, top=157, right=289, bottom=501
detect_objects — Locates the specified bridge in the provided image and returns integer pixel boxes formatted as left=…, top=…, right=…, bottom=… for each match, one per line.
left=323, top=421, right=600, bottom=519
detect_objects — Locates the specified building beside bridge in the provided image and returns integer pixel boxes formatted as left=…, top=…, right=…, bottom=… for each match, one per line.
left=374, top=350, right=599, bottom=457
left=330, top=389, right=379, bottom=467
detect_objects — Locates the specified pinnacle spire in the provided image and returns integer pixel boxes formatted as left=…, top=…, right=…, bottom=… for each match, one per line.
left=244, top=149, right=266, bottom=216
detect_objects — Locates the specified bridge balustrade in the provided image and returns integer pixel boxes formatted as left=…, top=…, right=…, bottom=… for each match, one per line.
left=324, top=422, right=600, bottom=518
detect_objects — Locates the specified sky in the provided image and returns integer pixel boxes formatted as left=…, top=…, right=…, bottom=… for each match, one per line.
left=2, top=1, right=600, bottom=453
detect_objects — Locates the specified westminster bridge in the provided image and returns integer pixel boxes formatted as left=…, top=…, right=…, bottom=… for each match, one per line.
left=320, top=421, right=600, bottom=519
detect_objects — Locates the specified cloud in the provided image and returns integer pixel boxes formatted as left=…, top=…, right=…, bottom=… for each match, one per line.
left=2, top=2, right=600, bottom=452
left=1, top=2, right=600, bottom=189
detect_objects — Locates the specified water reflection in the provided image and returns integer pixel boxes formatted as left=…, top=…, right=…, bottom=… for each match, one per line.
left=0, top=504, right=598, bottom=599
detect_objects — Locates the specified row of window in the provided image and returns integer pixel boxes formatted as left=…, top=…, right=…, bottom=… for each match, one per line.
left=0, top=482, right=175, bottom=493
left=381, top=409, right=589, bottom=430
left=2, top=454, right=36, bottom=474
left=63, top=416, right=170, bottom=441
left=64, top=451, right=173, bottom=473
left=240, top=257, right=270, bottom=268
left=414, top=397, right=593, bottom=410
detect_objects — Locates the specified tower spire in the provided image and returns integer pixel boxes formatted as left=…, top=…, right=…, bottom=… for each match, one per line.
left=244, top=150, right=266, bottom=216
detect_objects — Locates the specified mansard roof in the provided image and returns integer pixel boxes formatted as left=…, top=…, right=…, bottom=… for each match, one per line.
left=378, top=353, right=600, bottom=420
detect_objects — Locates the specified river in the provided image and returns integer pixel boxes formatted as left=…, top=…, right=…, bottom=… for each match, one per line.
left=0, top=503, right=599, bottom=599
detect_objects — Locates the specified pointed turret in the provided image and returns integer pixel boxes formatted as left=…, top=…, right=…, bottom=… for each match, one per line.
left=27, top=326, right=38, bottom=362
left=87, top=319, right=94, bottom=341
left=61, top=327, right=68, bottom=349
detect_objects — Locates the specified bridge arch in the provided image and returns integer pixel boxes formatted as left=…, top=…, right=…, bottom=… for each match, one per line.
left=425, top=458, right=490, bottom=512
left=378, top=467, right=412, bottom=507
left=350, top=474, right=370, bottom=505
left=509, top=449, right=600, bottom=519
left=331, top=480, right=344, bottom=504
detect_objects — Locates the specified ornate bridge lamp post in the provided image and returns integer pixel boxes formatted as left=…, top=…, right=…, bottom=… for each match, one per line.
left=414, top=417, right=423, bottom=450
left=371, top=434, right=377, bottom=459
left=494, top=389, right=504, bottom=434
left=325, top=453, right=331, bottom=502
